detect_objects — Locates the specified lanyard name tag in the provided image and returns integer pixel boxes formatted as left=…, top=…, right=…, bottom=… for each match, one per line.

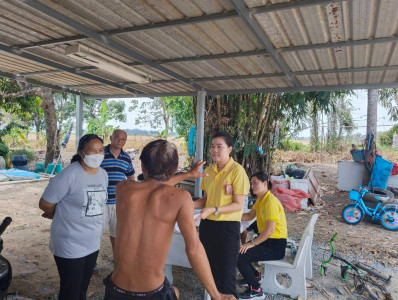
left=225, top=184, right=233, bottom=195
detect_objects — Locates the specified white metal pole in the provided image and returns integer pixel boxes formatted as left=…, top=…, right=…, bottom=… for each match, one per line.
left=75, top=94, right=83, bottom=151
left=195, top=90, right=206, bottom=197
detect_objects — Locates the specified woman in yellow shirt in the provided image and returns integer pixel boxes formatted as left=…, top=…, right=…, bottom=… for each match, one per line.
left=237, top=172, right=287, bottom=300
left=195, top=131, right=250, bottom=299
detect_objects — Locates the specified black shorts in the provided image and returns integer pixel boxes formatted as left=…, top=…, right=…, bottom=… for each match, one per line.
left=103, top=274, right=178, bottom=300
left=246, top=220, right=258, bottom=234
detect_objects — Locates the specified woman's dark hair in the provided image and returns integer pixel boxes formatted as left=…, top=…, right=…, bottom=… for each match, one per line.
left=250, top=171, right=272, bottom=196
left=140, top=139, right=178, bottom=181
left=212, top=131, right=233, bottom=147
left=71, top=134, right=104, bottom=163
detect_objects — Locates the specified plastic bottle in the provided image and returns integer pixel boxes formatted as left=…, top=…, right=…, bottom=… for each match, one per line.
left=243, top=195, right=249, bottom=213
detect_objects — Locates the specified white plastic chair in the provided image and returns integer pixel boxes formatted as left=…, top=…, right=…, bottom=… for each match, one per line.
left=259, top=214, right=319, bottom=300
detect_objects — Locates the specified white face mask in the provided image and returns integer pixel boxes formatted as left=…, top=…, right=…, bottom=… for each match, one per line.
left=82, top=153, right=104, bottom=168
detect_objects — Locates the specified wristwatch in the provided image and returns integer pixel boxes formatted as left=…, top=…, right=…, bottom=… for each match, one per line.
left=214, top=207, right=219, bottom=215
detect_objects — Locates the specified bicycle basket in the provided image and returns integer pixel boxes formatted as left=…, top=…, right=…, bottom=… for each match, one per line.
left=349, top=190, right=361, bottom=201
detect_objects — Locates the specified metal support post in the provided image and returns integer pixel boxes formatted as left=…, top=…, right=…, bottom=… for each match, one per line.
left=75, top=94, right=83, bottom=151
left=195, top=91, right=206, bottom=197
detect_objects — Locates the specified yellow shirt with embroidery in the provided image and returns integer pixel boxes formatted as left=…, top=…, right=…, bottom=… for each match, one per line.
left=252, top=191, right=287, bottom=239
left=201, top=157, right=250, bottom=221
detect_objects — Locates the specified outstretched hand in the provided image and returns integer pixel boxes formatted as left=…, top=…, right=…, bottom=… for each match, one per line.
left=187, top=160, right=208, bottom=179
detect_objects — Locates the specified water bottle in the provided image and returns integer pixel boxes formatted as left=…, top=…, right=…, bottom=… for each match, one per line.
left=243, top=195, right=249, bottom=213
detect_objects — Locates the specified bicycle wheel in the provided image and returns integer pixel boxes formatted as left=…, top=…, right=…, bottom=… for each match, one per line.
left=342, top=205, right=364, bottom=225
left=380, top=208, right=398, bottom=231
left=364, top=283, right=392, bottom=300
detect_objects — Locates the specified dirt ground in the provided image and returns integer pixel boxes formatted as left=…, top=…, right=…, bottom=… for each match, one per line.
left=1, top=158, right=398, bottom=299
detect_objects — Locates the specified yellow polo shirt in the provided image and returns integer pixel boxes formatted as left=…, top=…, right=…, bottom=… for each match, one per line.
left=200, top=157, right=250, bottom=221
left=252, top=191, right=287, bottom=239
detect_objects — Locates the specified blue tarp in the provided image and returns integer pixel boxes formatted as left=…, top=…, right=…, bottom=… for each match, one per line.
left=0, top=168, right=40, bottom=181
left=369, top=156, right=393, bottom=189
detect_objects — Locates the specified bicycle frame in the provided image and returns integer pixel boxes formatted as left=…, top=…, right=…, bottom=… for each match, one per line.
left=321, top=232, right=392, bottom=282
left=321, top=233, right=393, bottom=300
left=320, top=233, right=358, bottom=278
left=351, top=186, right=391, bottom=221
left=353, top=198, right=386, bottom=221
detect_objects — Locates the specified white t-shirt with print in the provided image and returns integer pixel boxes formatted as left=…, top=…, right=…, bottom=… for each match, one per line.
left=42, top=161, right=108, bottom=258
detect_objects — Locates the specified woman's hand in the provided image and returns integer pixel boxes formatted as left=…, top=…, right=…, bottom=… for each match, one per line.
left=239, top=241, right=255, bottom=254
left=41, top=212, right=54, bottom=219
left=194, top=207, right=215, bottom=221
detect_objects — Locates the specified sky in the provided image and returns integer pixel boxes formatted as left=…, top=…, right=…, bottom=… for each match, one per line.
left=109, top=90, right=395, bottom=138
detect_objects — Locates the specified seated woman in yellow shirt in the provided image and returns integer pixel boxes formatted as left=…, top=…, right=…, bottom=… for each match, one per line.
left=237, top=172, right=287, bottom=300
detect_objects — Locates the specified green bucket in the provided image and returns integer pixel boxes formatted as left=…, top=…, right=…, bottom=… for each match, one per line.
left=46, top=163, right=63, bottom=174
left=35, top=161, right=45, bottom=173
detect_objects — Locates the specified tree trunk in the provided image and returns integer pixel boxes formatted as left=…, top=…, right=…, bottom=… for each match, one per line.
left=311, top=114, right=319, bottom=151
left=41, top=88, right=57, bottom=166
left=367, top=89, right=378, bottom=148
left=33, top=112, right=42, bottom=141
left=160, top=100, right=169, bottom=135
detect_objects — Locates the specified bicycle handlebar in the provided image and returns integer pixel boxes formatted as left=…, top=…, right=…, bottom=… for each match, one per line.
left=320, top=232, right=338, bottom=276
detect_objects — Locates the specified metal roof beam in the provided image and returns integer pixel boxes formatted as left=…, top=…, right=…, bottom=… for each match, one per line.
left=279, top=36, right=398, bottom=52
left=15, top=0, right=342, bottom=50
left=206, top=82, right=398, bottom=95
left=64, top=49, right=270, bottom=72
left=17, top=37, right=398, bottom=77
left=249, top=0, right=344, bottom=14
left=295, top=65, right=398, bottom=75
left=85, top=82, right=398, bottom=99
left=20, top=0, right=204, bottom=91
left=0, top=44, right=141, bottom=95
left=143, top=65, right=398, bottom=85
left=0, top=70, right=83, bottom=95
left=17, top=70, right=64, bottom=76
left=152, top=49, right=269, bottom=65
left=66, top=83, right=104, bottom=89
left=151, top=73, right=284, bottom=85
left=230, top=0, right=299, bottom=87
left=17, top=11, right=238, bottom=50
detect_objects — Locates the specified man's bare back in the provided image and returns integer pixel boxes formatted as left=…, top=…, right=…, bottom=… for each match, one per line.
left=112, top=179, right=191, bottom=291
left=106, top=139, right=235, bottom=300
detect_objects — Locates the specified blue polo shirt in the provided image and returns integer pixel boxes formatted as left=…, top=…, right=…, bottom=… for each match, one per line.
left=100, top=144, right=135, bottom=204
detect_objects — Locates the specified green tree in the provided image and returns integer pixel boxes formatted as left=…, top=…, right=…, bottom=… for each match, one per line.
left=129, top=96, right=194, bottom=138
left=87, top=102, right=118, bottom=140
left=379, top=89, right=398, bottom=121
left=53, top=96, right=127, bottom=141
left=0, top=78, right=44, bottom=154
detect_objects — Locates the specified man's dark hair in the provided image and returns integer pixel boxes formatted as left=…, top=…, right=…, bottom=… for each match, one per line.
left=212, top=131, right=233, bottom=147
left=140, top=139, right=178, bottom=181
left=71, top=134, right=104, bottom=163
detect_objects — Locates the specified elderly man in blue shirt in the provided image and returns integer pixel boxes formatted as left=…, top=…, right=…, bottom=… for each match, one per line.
left=101, top=129, right=135, bottom=255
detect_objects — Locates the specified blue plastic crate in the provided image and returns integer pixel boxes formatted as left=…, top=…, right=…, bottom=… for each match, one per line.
left=351, top=150, right=364, bottom=162
left=349, top=190, right=361, bottom=201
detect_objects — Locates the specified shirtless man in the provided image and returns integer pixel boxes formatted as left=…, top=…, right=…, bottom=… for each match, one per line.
left=104, top=139, right=235, bottom=300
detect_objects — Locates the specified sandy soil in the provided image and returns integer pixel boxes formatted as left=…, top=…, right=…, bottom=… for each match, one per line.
left=1, top=161, right=397, bottom=300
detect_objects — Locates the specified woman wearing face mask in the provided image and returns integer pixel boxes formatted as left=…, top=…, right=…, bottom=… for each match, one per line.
left=39, top=134, right=108, bottom=300
left=236, top=172, right=287, bottom=300
left=195, top=131, right=250, bottom=299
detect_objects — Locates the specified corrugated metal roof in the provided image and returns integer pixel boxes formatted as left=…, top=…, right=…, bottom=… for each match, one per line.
left=0, top=0, right=397, bottom=98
